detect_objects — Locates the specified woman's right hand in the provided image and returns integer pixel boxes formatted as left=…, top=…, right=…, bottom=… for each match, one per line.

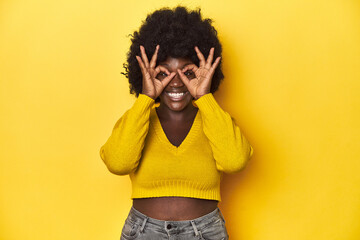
left=136, top=45, right=176, bottom=100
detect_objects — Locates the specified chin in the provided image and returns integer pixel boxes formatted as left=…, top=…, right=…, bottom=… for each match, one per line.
left=160, top=94, right=194, bottom=112
left=166, top=102, right=191, bottom=112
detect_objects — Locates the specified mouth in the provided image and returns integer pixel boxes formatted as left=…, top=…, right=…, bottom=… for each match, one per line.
left=165, top=91, right=189, bottom=101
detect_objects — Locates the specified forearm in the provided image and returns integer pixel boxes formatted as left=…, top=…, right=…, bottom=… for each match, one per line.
left=194, top=93, right=253, bottom=174
left=100, top=94, right=155, bottom=175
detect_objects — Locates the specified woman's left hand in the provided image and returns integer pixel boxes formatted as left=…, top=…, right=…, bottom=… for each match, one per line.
left=177, top=46, right=221, bottom=100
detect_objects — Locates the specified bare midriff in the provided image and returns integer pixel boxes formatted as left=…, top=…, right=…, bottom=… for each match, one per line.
left=132, top=197, right=218, bottom=221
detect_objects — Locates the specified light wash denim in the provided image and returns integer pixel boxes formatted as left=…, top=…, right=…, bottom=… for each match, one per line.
left=120, top=206, right=229, bottom=240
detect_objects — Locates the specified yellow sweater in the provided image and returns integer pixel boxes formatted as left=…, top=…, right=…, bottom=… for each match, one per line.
left=100, top=93, right=253, bottom=201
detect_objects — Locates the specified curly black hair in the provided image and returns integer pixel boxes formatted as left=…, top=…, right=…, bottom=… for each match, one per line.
left=122, top=6, right=224, bottom=102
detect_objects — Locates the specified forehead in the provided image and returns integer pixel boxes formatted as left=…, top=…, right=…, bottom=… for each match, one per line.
left=158, top=57, right=193, bottom=68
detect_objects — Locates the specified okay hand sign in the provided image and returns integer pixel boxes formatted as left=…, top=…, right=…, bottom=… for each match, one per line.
left=136, top=45, right=176, bottom=100
left=177, top=47, right=221, bottom=99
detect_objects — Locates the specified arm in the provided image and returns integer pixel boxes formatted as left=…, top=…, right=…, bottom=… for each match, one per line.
left=99, top=94, right=155, bottom=175
left=101, top=45, right=174, bottom=175
left=194, top=93, right=254, bottom=174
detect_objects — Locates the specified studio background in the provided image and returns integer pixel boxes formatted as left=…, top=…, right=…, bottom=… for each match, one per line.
left=1, top=0, right=359, bottom=239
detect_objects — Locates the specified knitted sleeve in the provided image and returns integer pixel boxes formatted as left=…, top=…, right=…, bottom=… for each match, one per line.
left=194, top=93, right=254, bottom=174
left=99, top=94, right=155, bottom=175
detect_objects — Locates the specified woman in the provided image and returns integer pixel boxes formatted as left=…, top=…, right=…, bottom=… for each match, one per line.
left=100, top=6, right=253, bottom=240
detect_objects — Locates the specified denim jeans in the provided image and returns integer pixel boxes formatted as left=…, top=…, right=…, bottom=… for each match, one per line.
left=120, top=206, right=229, bottom=240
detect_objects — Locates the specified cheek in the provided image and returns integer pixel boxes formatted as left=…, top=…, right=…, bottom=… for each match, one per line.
left=158, top=92, right=166, bottom=102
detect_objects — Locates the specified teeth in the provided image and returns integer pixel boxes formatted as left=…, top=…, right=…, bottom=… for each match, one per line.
left=168, top=92, right=185, bottom=97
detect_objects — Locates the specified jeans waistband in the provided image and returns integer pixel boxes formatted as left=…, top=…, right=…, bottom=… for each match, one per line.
left=128, top=206, right=226, bottom=238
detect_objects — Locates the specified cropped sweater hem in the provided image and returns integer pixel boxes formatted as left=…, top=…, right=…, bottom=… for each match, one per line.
left=131, top=179, right=221, bottom=201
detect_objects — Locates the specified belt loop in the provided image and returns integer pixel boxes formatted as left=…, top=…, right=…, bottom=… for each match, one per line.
left=140, top=216, right=148, bottom=233
left=190, top=220, right=203, bottom=239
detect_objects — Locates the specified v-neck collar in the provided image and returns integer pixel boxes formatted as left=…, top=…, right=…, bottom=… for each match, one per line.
left=150, top=107, right=201, bottom=153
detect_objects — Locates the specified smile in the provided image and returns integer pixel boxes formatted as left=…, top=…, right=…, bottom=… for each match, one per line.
left=165, top=91, right=189, bottom=101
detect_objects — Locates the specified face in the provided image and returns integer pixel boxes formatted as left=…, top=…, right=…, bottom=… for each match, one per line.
left=157, top=57, right=196, bottom=112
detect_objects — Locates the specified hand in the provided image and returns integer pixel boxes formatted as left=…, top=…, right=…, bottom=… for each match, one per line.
left=177, top=46, right=221, bottom=99
left=136, top=45, right=176, bottom=100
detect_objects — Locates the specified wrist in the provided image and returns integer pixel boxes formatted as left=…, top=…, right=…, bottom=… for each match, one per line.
left=141, top=92, right=156, bottom=100
left=194, top=93, right=210, bottom=100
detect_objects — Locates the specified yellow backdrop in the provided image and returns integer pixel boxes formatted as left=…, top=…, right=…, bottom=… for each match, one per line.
left=1, top=0, right=359, bottom=239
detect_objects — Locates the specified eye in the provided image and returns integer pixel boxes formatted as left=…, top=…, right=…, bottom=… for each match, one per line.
left=184, top=70, right=195, bottom=79
left=156, top=71, right=168, bottom=78
left=184, top=71, right=192, bottom=76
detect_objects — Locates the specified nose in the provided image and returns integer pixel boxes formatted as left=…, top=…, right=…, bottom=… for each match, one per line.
left=168, top=72, right=184, bottom=87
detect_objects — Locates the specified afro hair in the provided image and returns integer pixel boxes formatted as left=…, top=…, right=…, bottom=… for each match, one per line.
left=122, top=6, right=224, bottom=102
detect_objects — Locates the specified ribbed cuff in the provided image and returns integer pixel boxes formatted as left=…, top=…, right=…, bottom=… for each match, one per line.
left=193, top=93, right=221, bottom=112
left=132, top=94, right=155, bottom=113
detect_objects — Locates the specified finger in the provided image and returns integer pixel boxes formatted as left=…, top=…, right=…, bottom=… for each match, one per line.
left=136, top=55, right=146, bottom=73
left=140, top=45, right=150, bottom=68
left=182, top=64, right=198, bottom=73
left=154, top=65, right=171, bottom=76
left=150, top=45, right=159, bottom=68
left=177, top=69, right=191, bottom=89
left=205, top=47, right=214, bottom=68
left=208, top=57, right=221, bottom=75
left=136, top=55, right=153, bottom=85
left=160, top=72, right=176, bottom=87
left=194, top=46, right=206, bottom=67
